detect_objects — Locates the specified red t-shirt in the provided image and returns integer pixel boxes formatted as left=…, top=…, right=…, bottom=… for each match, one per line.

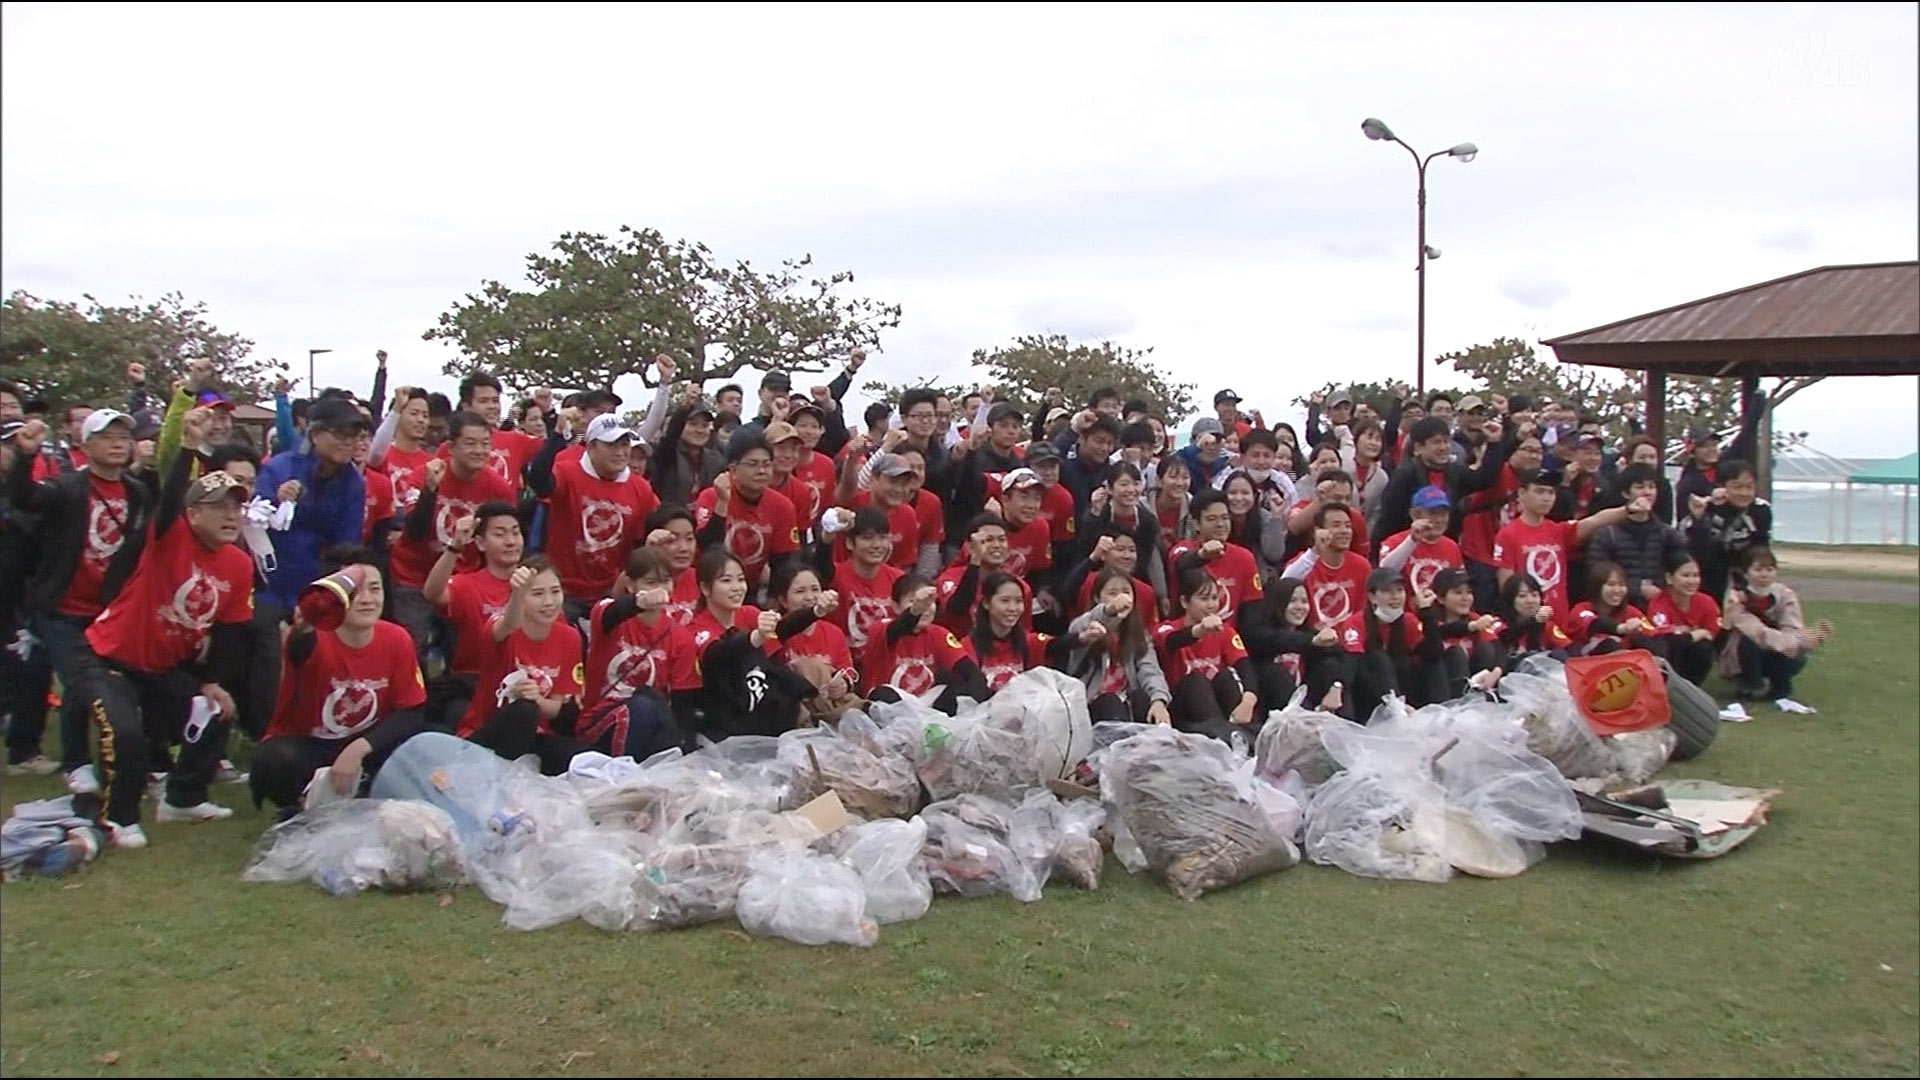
left=585, top=601, right=701, bottom=704
left=780, top=452, right=837, bottom=533
left=662, top=567, right=701, bottom=628
left=458, top=621, right=586, bottom=738
left=688, top=605, right=761, bottom=654
left=1151, top=620, right=1249, bottom=683
left=842, top=491, right=922, bottom=573
left=1458, top=466, right=1519, bottom=565
left=379, top=445, right=434, bottom=515
left=1569, top=602, right=1647, bottom=650
left=1493, top=516, right=1580, bottom=615
left=388, top=469, right=518, bottom=589
left=1482, top=615, right=1573, bottom=651
left=545, top=460, right=660, bottom=599
left=1645, top=591, right=1722, bottom=637
left=778, top=617, right=856, bottom=686
left=440, top=569, right=514, bottom=676
left=934, top=563, right=1033, bottom=636
left=696, top=486, right=800, bottom=585
left=1077, top=572, right=1155, bottom=618
left=267, top=621, right=426, bottom=741
left=860, top=621, right=970, bottom=697
left=1166, top=539, right=1263, bottom=625
left=831, top=561, right=903, bottom=660
left=58, top=475, right=132, bottom=618
left=968, top=630, right=1053, bottom=693
left=361, top=466, right=394, bottom=543
left=1040, top=484, right=1077, bottom=546
left=1292, top=550, right=1372, bottom=654
left=910, top=488, right=946, bottom=552
left=439, top=427, right=541, bottom=490
left=1001, top=515, right=1054, bottom=578
left=86, top=521, right=255, bottom=674
left=1380, top=529, right=1464, bottom=596
left=1288, top=499, right=1370, bottom=556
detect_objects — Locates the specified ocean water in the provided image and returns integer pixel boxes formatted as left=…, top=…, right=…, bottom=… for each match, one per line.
left=1768, top=481, right=1917, bottom=545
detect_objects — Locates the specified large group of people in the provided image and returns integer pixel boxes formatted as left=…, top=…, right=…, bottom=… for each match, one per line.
left=0, top=351, right=1835, bottom=851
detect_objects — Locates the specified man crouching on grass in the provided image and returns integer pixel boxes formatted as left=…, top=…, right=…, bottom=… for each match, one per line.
left=251, top=546, right=428, bottom=822
left=70, top=435, right=256, bottom=851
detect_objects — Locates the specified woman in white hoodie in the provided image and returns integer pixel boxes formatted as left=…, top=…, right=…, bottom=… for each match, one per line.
left=1064, top=568, right=1172, bottom=725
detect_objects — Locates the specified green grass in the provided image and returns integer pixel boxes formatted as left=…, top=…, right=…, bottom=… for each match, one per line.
left=4, top=602, right=1916, bottom=1078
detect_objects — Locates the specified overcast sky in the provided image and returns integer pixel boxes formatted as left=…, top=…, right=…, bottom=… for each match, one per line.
left=4, top=2, right=1915, bottom=457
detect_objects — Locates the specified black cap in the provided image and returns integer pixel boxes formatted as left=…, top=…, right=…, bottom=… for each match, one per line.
left=1366, top=567, right=1404, bottom=593
left=1023, top=440, right=1061, bottom=463
left=759, top=370, right=792, bottom=393
left=986, top=402, right=1023, bottom=425
left=1214, top=389, right=1241, bottom=406
left=1431, top=567, right=1472, bottom=595
left=307, top=398, right=371, bottom=434
left=579, top=388, right=623, bottom=410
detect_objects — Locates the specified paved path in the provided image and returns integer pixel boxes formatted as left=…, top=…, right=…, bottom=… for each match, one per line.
left=1793, top=575, right=1919, bottom=606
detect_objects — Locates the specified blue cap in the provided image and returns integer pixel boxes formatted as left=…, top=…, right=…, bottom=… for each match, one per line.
left=1411, top=485, right=1451, bottom=511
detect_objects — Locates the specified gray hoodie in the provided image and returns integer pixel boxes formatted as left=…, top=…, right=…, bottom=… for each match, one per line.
left=1064, top=607, right=1171, bottom=703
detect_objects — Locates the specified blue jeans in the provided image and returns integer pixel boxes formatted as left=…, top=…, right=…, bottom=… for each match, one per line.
left=34, top=613, right=94, bottom=772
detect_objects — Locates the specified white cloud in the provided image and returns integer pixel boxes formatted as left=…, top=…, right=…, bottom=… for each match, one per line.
left=2, top=1, right=1914, bottom=458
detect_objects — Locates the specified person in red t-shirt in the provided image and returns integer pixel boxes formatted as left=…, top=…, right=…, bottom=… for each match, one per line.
left=461, top=557, right=586, bottom=775
left=687, top=548, right=764, bottom=656
left=1569, top=561, right=1650, bottom=657
left=1067, top=528, right=1156, bottom=620
left=370, top=385, right=434, bottom=516
left=768, top=419, right=831, bottom=541
left=452, top=373, right=542, bottom=489
left=424, top=500, right=523, bottom=728
left=73, top=459, right=256, bottom=845
left=769, top=562, right=856, bottom=690
left=860, top=574, right=986, bottom=710
left=991, top=468, right=1058, bottom=605
left=965, top=571, right=1070, bottom=694
left=577, top=547, right=697, bottom=760
left=897, top=445, right=947, bottom=563
left=1457, top=433, right=1541, bottom=612
left=251, top=553, right=427, bottom=817
left=1493, top=468, right=1629, bottom=627
left=529, top=414, right=660, bottom=613
left=696, top=434, right=801, bottom=599
left=1065, top=567, right=1174, bottom=724
left=1152, top=566, right=1260, bottom=747
left=641, top=504, right=703, bottom=627
left=1484, top=572, right=1575, bottom=672
left=1280, top=501, right=1373, bottom=715
left=825, top=507, right=905, bottom=667
left=838, top=449, right=926, bottom=574
left=390, top=414, right=517, bottom=651
left=1169, top=490, right=1264, bottom=627
left=1378, top=485, right=1464, bottom=597
left=936, top=514, right=1029, bottom=636
left=1285, top=469, right=1370, bottom=565
left=1643, top=552, right=1721, bottom=687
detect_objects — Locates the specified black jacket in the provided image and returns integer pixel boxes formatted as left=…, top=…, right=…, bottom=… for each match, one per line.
left=1373, top=438, right=1513, bottom=557
left=1586, top=517, right=1688, bottom=598
left=5, top=463, right=153, bottom=620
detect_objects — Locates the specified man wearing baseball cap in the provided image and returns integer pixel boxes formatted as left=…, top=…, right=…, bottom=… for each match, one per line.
left=1376, top=485, right=1465, bottom=598
left=72, top=450, right=258, bottom=847
left=255, top=398, right=369, bottom=620
left=3, top=410, right=152, bottom=785
left=529, top=413, right=660, bottom=615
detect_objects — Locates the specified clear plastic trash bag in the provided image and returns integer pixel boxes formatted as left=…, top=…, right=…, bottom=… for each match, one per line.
left=1304, top=768, right=1454, bottom=883
left=1605, top=727, right=1677, bottom=784
left=737, top=849, right=880, bottom=947
left=242, top=799, right=465, bottom=896
left=1014, top=789, right=1107, bottom=891
left=832, top=817, right=933, bottom=924
left=990, top=668, right=1094, bottom=781
left=488, top=825, right=653, bottom=932
left=1253, top=686, right=1342, bottom=788
left=633, top=841, right=767, bottom=929
left=917, top=704, right=1045, bottom=806
left=1095, top=727, right=1299, bottom=900
left=1499, top=657, right=1615, bottom=779
left=918, top=794, right=1045, bottom=902
left=779, top=712, right=920, bottom=820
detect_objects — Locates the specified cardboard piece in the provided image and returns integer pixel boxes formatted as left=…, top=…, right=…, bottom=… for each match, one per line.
left=792, top=791, right=855, bottom=836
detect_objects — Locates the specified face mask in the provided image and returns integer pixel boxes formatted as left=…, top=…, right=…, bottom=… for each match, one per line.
left=1373, top=603, right=1405, bottom=623
left=1245, top=467, right=1272, bottom=484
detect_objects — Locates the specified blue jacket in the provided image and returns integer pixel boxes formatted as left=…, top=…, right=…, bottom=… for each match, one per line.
left=256, top=450, right=366, bottom=609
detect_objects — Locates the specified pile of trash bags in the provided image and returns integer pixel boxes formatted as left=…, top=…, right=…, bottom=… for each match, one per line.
left=241, top=660, right=1690, bottom=944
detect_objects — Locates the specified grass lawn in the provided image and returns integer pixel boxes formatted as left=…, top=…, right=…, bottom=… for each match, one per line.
left=3, top=601, right=1915, bottom=1078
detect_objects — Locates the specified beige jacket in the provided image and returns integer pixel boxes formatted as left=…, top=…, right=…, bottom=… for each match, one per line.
left=1717, top=584, right=1810, bottom=678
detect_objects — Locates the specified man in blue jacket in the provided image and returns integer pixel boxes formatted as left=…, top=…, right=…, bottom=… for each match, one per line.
left=255, top=398, right=367, bottom=620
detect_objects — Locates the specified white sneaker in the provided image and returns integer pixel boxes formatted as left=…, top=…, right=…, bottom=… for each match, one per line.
left=1775, top=698, right=1818, bottom=715
left=6, top=755, right=59, bottom=776
left=1718, top=702, right=1752, bottom=723
left=65, top=766, right=101, bottom=795
left=155, top=801, right=233, bottom=823
left=107, top=823, right=148, bottom=850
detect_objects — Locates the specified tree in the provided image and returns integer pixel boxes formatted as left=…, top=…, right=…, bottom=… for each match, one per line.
left=0, top=290, right=274, bottom=409
left=425, top=227, right=902, bottom=393
left=867, top=334, right=1194, bottom=421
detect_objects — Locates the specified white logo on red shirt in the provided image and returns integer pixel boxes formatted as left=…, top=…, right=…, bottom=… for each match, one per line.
left=890, top=656, right=936, bottom=696
left=1523, top=545, right=1563, bottom=591
left=1312, top=580, right=1353, bottom=628
left=1185, top=652, right=1224, bottom=679
left=162, top=567, right=229, bottom=637
left=320, top=676, right=388, bottom=738
left=1005, top=547, right=1031, bottom=576
left=86, top=497, right=129, bottom=563
left=981, top=660, right=1024, bottom=692
left=1407, top=557, right=1448, bottom=595
left=497, top=662, right=559, bottom=706
left=726, top=519, right=769, bottom=566
left=579, top=497, right=629, bottom=553
left=435, top=497, right=478, bottom=547
left=604, top=643, right=661, bottom=699
left=486, top=448, right=514, bottom=484
left=846, top=596, right=892, bottom=650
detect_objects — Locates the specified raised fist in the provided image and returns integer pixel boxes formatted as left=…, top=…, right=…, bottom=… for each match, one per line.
left=847, top=348, right=867, bottom=372
left=1199, top=539, right=1225, bottom=560
left=1687, top=493, right=1709, bottom=518
left=126, top=360, right=146, bottom=384
left=1629, top=495, right=1654, bottom=515
left=1536, top=605, right=1554, bottom=625
left=654, top=353, right=676, bottom=381
left=636, top=587, right=671, bottom=610
left=509, top=566, right=535, bottom=592
left=183, top=407, right=214, bottom=445
left=881, top=428, right=908, bottom=451
left=1709, top=487, right=1728, bottom=505
left=376, top=349, right=389, bottom=364
left=1414, top=587, right=1436, bottom=610
left=1312, top=627, right=1339, bottom=647
left=276, top=480, right=303, bottom=504
left=1470, top=614, right=1497, bottom=633
left=770, top=396, right=791, bottom=421
left=1091, top=534, right=1116, bottom=563
left=814, top=589, right=840, bottom=617
left=11, top=418, right=49, bottom=457
left=646, top=528, right=676, bottom=547
left=1103, top=590, right=1133, bottom=620
left=1079, top=620, right=1108, bottom=645
left=274, top=374, right=293, bottom=397
left=424, top=459, right=447, bottom=490
left=712, top=471, right=733, bottom=500
left=187, top=357, right=215, bottom=390
left=450, top=514, right=477, bottom=549
left=1089, top=486, right=1110, bottom=514
left=1198, top=614, right=1225, bottom=636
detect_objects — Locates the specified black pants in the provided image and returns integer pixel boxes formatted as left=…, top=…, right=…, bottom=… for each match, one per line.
left=250, top=720, right=425, bottom=812
left=390, top=586, right=435, bottom=666
left=426, top=673, right=477, bottom=734
left=1170, top=670, right=1258, bottom=745
left=70, top=645, right=226, bottom=826
left=2, top=614, right=54, bottom=765
left=1735, top=636, right=1808, bottom=697
left=237, top=596, right=285, bottom=742
left=577, top=691, right=684, bottom=761
left=1648, top=635, right=1715, bottom=687
left=470, top=699, right=579, bottom=775
left=1089, top=689, right=1154, bottom=724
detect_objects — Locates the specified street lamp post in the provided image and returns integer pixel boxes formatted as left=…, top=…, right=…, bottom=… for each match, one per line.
left=1360, top=118, right=1478, bottom=396
left=307, top=348, right=332, bottom=398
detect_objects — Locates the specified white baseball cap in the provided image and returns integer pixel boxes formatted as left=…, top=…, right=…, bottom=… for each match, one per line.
left=585, top=414, right=641, bottom=445
left=81, top=409, right=134, bottom=440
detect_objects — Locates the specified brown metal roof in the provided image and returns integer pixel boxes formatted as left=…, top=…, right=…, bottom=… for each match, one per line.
left=1541, top=261, right=1920, bottom=377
